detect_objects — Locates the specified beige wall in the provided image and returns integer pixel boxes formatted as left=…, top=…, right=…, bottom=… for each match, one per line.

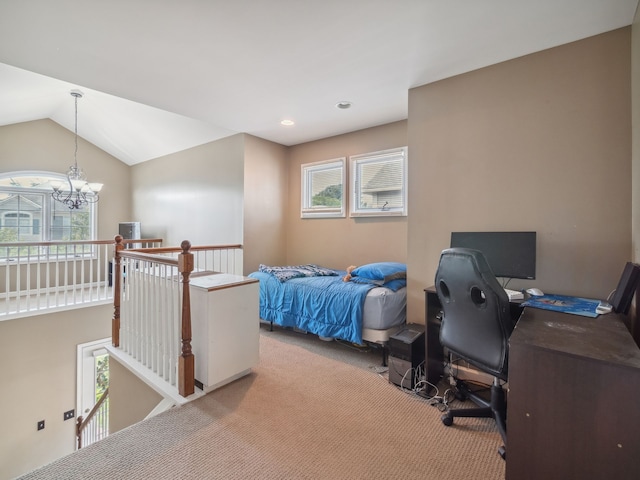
left=131, top=134, right=245, bottom=247
left=0, top=305, right=112, bottom=479
left=108, top=356, right=163, bottom=434
left=0, top=120, right=129, bottom=478
left=286, top=121, right=408, bottom=270
left=407, top=28, right=632, bottom=325
left=243, top=134, right=289, bottom=274
left=0, top=119, right=133, bottom=239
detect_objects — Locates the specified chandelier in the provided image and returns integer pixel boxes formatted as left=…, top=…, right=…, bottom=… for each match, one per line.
left=51, top=90, right=103, bottom=209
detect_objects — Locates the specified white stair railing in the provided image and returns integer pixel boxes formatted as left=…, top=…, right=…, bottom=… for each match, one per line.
left=112, top=240, right=244, bottom=397
left=0, top=238, right=162, bottom=320
left=76, top=387, right=109, bottom=449
left=119, top=256, right=183, bottom=388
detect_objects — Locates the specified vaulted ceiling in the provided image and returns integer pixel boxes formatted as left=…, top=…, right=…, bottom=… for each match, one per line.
left=0, top=0, right=638, bottom=165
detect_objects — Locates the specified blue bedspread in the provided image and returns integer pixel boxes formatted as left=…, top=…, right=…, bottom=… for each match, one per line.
left=248, top=270, right=375, bottom=344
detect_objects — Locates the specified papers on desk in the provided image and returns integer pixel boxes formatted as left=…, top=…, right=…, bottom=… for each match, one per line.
left=521, top=294, right=601, bottom=318
left=504, top=288, right=524, bottom=300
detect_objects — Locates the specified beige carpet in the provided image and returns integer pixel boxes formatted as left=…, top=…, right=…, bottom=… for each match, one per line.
left=20, top=331, right=506, bottom=479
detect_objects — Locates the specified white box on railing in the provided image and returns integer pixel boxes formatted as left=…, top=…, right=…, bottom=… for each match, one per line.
left=189, top=273, right=260, bottom=393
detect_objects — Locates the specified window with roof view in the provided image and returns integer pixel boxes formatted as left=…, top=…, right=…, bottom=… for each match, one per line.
left=0, top=172, right=96, bottom=253
left=350, top=147, right=407, bottom=217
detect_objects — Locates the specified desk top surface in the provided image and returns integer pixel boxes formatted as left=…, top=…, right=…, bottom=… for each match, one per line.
left=511, top=307, right=640, bottom=369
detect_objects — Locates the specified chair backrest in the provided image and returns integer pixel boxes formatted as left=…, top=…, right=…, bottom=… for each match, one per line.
left=435, top=248, right=514, bottom=380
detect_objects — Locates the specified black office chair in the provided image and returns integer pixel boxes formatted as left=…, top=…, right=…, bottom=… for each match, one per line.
left=435, top=248, right=515, bottom=459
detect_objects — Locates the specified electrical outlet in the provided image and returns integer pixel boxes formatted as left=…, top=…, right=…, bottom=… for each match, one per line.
left=63, top=409, right=75, bottom=421
left=37, top=420, right=45, bottom=431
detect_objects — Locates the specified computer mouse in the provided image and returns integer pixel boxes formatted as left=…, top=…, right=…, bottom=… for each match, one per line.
left=526, top=288, right=544, bottom=296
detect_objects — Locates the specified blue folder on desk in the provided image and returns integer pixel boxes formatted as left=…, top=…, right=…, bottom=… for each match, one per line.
left=521, top=294, right=600, bottom=318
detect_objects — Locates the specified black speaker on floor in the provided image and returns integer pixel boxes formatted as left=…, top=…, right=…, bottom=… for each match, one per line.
left=388, top=324, right=425, bottom=388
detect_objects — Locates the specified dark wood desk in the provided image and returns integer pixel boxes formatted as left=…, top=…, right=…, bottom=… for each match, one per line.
left=507, top=307, right=640, bottom=479
left=425, top=287, right=640, bottom=478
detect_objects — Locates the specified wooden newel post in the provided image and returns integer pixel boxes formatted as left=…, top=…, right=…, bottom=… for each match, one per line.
left=76, top=416, right=83, bottom=450
left=112, top=235, right=124, bottom=347
left=178, top=240, right=195, bottom=397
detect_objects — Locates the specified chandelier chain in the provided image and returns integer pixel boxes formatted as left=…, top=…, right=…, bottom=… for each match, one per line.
left=74, top=92, right=79, bottom=169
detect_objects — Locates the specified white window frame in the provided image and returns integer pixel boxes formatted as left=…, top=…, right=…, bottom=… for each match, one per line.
left=300, top=158, right=346, bottom=218
left=349, top=147, right=408, bottom=217
left=0, top=170, right=98, bottom=259
left=77, top=338, right=111, bottom=421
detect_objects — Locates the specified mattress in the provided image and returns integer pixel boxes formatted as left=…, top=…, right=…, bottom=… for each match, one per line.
left=362, top=286, right=407, bottom=330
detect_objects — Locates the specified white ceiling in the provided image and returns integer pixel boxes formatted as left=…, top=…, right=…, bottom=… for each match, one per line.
left=0, top=0, right=638, bottom=166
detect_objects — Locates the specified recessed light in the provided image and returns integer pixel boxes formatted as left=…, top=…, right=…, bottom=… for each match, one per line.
left=281, top=119, right=295, bottom=126
left=336, top=101, right=352, bottom=110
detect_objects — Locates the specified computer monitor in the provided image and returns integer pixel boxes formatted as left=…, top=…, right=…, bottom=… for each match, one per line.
left=450, top=231, right=537, bottom=280
left=610, top=262, right=640, bottom=315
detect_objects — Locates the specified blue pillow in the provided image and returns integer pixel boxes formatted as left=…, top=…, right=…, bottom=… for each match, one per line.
left=351, top=262, right=406, bottom=284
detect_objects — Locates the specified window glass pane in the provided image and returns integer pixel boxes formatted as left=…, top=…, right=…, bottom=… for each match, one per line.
left=301, top=158, right=345, bottom=218
left=350, top=148, right=407, bottom=217
left=356, top=158, right=403, bottom=209
left=0, top=175, right=52, bottom=189
left=311, top=169, right=342, bottom=208
left=0, top=193, right=44, bottom=242
left=51, top=200, right=91, bottom=241
left=0, top=172, right=98, bottom=254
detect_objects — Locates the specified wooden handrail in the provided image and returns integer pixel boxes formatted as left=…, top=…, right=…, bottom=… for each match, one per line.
left=0, top=238, right=162, bottom=248
left=76, top=387, right=109, bottom=449
left=118, top=250, right=180, bottom=265
left=125, top=243, right=242, bottom=255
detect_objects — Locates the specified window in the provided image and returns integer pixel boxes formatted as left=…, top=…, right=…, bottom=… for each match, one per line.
left=350, top=147, right=408, bottom=217
left=301, top=158, right=346, bottom=218
left=0, top=171, right=96, bottom=249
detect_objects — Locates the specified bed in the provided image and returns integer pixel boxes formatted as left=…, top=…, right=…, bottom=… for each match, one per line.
left=248, top=262, right=407, bottom=358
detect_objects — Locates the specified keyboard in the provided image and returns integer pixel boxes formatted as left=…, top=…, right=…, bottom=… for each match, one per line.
left=504, top=288, right=524, bottom=301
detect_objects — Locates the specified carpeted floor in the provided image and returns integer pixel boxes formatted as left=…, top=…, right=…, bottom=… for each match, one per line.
left=19, top=327, right=506, bottom=479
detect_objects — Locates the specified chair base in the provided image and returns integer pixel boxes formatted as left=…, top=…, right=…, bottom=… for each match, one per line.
left=441, top=378, right=507, bottom=459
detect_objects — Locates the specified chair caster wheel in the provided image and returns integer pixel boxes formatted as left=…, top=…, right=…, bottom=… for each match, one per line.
left=441, top=414, right=453, bottom=426
left=498, top=446, right=506, bottom=460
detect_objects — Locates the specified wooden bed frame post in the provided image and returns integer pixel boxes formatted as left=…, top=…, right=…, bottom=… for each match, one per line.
left=178, top=240, right=195, bottom=397
left=112, top=235, right=124, bottom=347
